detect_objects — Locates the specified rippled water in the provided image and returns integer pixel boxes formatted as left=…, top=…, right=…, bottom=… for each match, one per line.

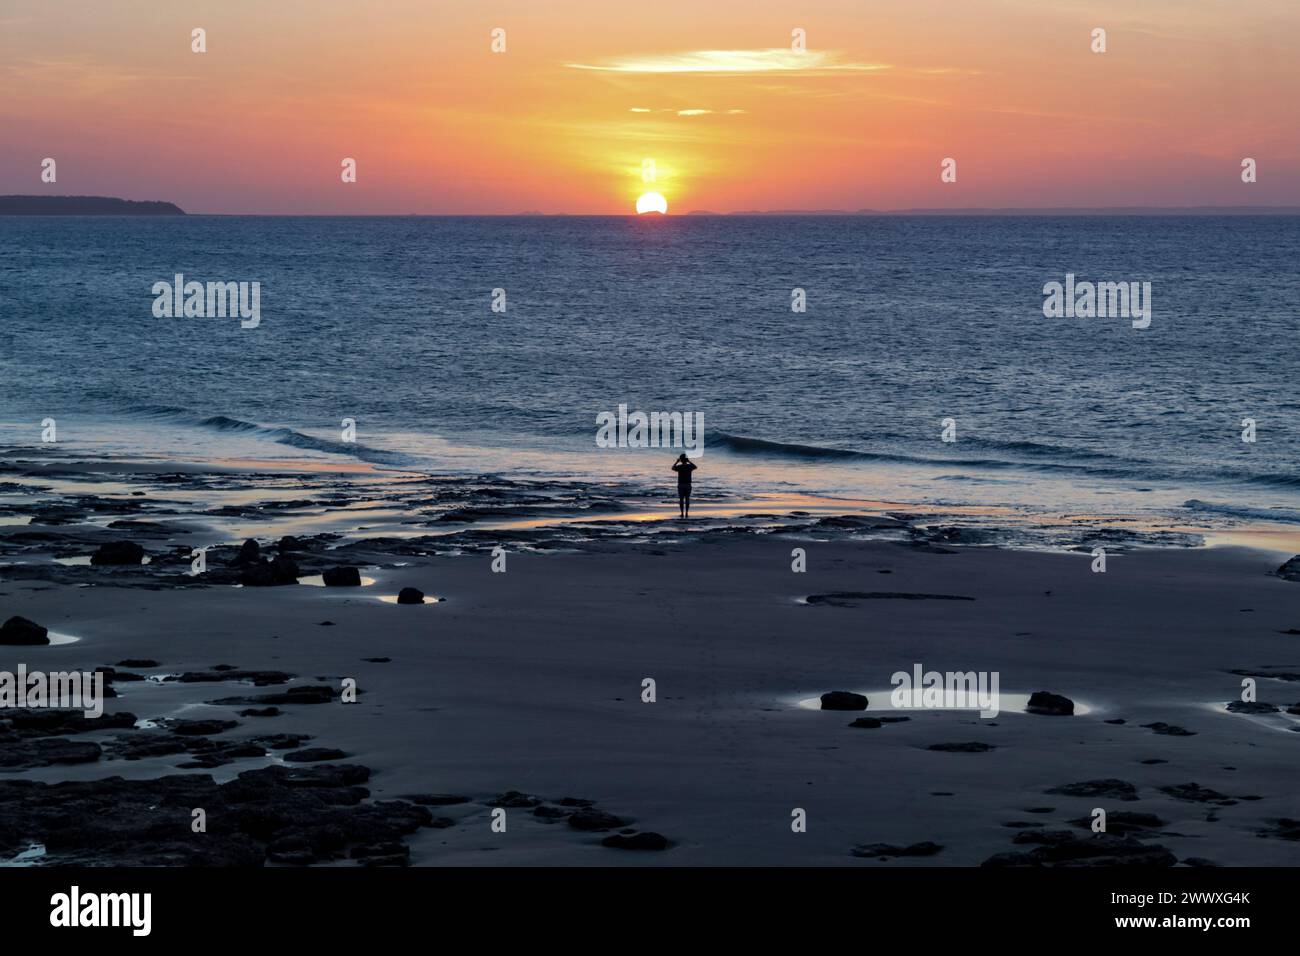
left=3, top=215, right=1298, bottom=521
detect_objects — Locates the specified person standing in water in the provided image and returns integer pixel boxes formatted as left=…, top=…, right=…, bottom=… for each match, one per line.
left=672, top=453, right=697, bottom=518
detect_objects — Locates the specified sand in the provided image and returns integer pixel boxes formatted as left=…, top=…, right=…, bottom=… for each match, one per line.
left=6, top=522, right=1299, bottom=866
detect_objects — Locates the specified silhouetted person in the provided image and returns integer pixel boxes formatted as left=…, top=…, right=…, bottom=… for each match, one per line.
left=672, top=453, right=697, bottom=518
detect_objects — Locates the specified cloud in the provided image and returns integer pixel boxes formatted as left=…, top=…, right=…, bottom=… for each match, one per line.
left=568, top=49, right=891, bottom=75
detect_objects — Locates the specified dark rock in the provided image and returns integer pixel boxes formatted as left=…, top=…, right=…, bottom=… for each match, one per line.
left=1068, top=811, right=1165, bottom=833
left=90, top=541, right=145, bottom=566
left=533, top=806, right=570, bottom=820
left=277, top=536, right=303, bottom=553
left=239, top=707, right=282, bottom=718
left=928, top=742, right=996, bottom=753
left=322, top=566, right=362, bottom=587
left=167, top=719, right=238, bottom=736
left=1142, top=722, right=1196, bottom=736
left=0, top=708, right=136, bottom=738
left=404, top=794, right=470, bottom=806
left=982, top=831, right=1177, bottom=867
left=396, top=587, right=425, bottom=605
left=234, top=539, right=261, bottom=565
left=820, top=691, right=868, bottom=711
left=283, top=747, right=347, bottom=763
left=212, top=685, right=337, bottom=706
left=849, top=717, right=883, bottom=729
left=601, top=832, right=669, bottom=850
left=239, top=556, right=299, bottom=586
left=487, top=790, right=540, bottom=808
left=0, top=615, right=49, bottom=645
left=174, top=669, right=293, bottom=686
left=1046, top=779, right=1139, bottom=801
left=117, top=659, right=159, bottom=668
left=1159, top=783, right=1235, bottom=806
left=1181, top=857, right=1220, bottom=867
left=1256, top=819, right=1300, bottom=841
left=568, top=808, right=628, bottom=831
left=1026, top=691, right=1074, bottom=716
left=252, top=734, right=311, bottom=750
left=807, top=591, right=973, bottom=606
left=0, top=738, right=102, bottom=769
left=1225, top=701, right=1279, bottom=714
left=850, top=841, right=943, bottom=858
left=1274, top=555, right=1300, bottom=582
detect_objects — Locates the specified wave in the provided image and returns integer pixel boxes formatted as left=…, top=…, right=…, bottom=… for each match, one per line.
left=711, top=430, right=1300, bottom=493
left=120, top=404, right=419, bottom=467
left=1182, top=499, right=1300, bottom=524
left=710, top=431, right=1139, bottom=478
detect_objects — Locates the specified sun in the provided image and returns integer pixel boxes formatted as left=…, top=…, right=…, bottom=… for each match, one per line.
left=635, top=191, right=668, bottom=215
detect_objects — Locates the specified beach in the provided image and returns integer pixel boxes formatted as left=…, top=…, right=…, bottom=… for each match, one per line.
left=3, top=454, right=1298, bottom=867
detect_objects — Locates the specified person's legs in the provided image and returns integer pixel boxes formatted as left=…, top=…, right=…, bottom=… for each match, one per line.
left=678, top=491, right=685, bottom=518
left=683, top=490, right=691, bottom=518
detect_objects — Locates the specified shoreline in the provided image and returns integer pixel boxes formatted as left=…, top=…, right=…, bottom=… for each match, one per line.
left=2, top=451, right=1300, bottom=865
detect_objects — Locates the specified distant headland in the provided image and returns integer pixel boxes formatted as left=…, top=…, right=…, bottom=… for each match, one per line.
left=0, top=195, right=186, bottom=216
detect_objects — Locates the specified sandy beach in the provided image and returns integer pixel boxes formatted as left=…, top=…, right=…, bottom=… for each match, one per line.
left=3, top=457, right=1298, bottom=867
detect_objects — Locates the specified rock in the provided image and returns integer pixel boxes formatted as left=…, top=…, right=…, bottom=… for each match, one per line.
left=239, top=707, right=282, bottom=718
left=322, top=566, right=362, bottom=587
left=601, top=832, right=669, bottom=850
left=212, top=685, right=336, bottom=706
left=396, top=587, right=425, bottom=605
left=982, top=831, right=1177, bottom=867
left=1275, top=555, right=1300, bottom=582
left=568, top=808, right=628, bottom=831
left=850, top=841, right=943, bottom=858
left=1068, top=811, right=1165, bottom=833
left=239, top=556, right=299, bottom=586
left=277, top=536, right=303, bottom=553
left=167, top=719, right=238, bottom=736
left=283, top=747, right=347, bottom=763
left=0, top=615, right=49, bottom=645
left=928, top=742, right=996, bottom=752
left=251, top=734, right=310, bottom=750
left=1026, top=691, right=1074, bottom=716
left=1158, top=783, right=1236, bottom=806
left=820, top=691, right=868, bottom=711
left=848, top=717, right=883, bottom=729
left=1142, top=722, right=1196, bottom=736
left=234, top=539, right=261, bottom=565
left=174, top=669, right=293, bottom=686
left=117, top=659, right=159, bottom=668
left=488, top=790, right=540, bottom=808
left=1225, top=701, right=1279, bottom=714
left=0, top=737, right=103, bottom=769
left=403, top=794, right=470, bottom=806
left=90, top=541, right=145, bottom=565
left=1046, top=779, right=1139, bottom=801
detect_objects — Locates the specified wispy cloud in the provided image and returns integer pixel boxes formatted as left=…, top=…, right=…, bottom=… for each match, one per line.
left=568, top=49, right=891, bottom=75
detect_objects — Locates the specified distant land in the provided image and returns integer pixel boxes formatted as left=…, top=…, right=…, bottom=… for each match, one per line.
left=687, top=206, right=1300, bottom=216
left=0, top=195, right=186, bottom=215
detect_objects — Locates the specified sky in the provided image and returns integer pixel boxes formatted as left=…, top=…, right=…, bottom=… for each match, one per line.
left=1, top=0, right=1298, bottom=214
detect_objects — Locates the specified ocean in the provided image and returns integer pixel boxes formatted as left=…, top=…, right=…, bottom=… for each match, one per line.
left=3, top=214, right=1299, bottom=529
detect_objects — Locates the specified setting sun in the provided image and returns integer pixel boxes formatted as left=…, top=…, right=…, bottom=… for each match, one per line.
left=635, top=192, right=668, bottom=215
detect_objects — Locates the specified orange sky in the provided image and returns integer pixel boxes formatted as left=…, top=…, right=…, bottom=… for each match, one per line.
left=2, top=0, right=1297, bottom=213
